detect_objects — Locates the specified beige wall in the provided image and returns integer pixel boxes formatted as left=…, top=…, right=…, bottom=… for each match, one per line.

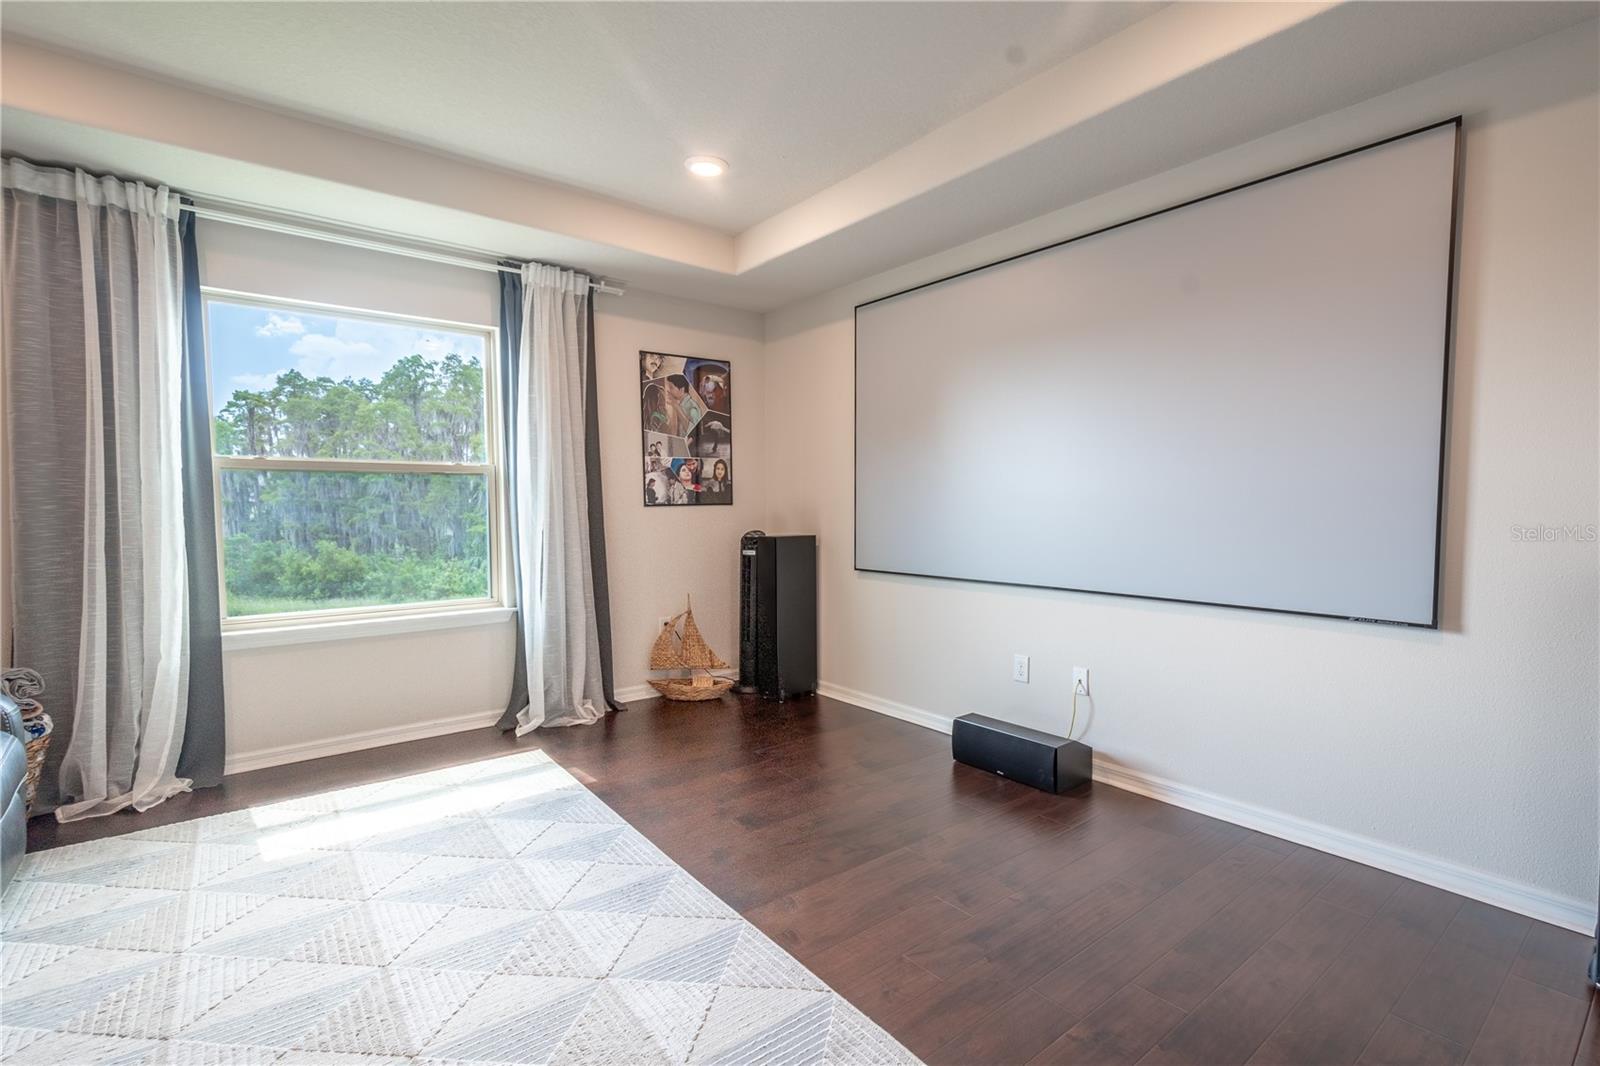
left=208, top=228, right=763, bottom=768
left=8, top=18, right=1590, bottom=931
left=761, top=26, right=1599, bottom=925
left=594, top=291, right=765, bottom=698
left=223, top=622, right=516, bottom=768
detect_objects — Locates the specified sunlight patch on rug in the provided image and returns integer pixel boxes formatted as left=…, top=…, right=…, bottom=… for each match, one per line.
left=0, top=750, right=919, bottom=1064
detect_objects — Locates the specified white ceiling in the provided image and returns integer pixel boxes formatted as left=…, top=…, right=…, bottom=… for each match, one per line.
left=2, top=2, right=1595, bottom=310
left=0, top=1, right=1161, bottom=232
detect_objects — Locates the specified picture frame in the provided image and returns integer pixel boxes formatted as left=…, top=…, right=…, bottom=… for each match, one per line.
left=640, top=350, right=732, bottom=506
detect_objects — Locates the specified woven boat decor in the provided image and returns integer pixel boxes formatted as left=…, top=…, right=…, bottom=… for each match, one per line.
left=648, top=597, right=735, bottom=702
left=0, top=750, right=919, bottom=1065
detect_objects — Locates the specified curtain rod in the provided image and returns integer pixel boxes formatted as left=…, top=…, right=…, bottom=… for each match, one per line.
left=180, top=200, right=626, bottom=296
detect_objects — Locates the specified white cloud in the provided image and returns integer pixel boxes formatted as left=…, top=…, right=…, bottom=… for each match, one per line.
left=287, top=333, right=385, bottom=382
left=255, top=312, right=306, bottom=338
left=230, top=372, right=282, bottom=393
left=239, top=318, right=485, bottom=396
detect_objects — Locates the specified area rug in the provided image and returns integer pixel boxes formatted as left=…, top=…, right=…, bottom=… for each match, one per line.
left=0, top=750, right=919, bottom=1065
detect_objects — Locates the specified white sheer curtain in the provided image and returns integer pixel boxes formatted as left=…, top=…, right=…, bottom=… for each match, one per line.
left=508, top=263, right=607, bottom=734
left=2, top=160, right=191, bottom=820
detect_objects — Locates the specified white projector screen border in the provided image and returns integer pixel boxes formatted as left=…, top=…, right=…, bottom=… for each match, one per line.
left=853, top=118, right=1461, bottom=628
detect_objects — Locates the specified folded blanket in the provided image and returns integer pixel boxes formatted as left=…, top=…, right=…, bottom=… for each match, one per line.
left=0, top=667, right=44, bottom=714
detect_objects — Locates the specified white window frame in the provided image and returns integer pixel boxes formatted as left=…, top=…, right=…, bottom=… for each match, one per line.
left=203, top=288, right=507, bottom=632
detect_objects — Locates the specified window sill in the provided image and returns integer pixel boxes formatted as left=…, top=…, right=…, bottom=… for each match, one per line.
left=222, top=606, right=515, bottom=651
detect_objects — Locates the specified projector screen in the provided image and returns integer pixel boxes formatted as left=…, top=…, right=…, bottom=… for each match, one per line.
left=854, top=120, right=1459, bottom=627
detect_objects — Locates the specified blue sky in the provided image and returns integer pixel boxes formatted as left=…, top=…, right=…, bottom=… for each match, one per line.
left=207, top=300, right=487, bottom=413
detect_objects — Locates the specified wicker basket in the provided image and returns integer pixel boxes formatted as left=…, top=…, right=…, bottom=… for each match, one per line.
left=21, top=717, right=50, bottom=810
left=648, top=675, right=736, bottom=702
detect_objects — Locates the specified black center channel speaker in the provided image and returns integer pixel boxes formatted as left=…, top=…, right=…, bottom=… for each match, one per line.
left=952, top=714, right=1092, bottom=794
left=754, top=535, right=816, bottom=701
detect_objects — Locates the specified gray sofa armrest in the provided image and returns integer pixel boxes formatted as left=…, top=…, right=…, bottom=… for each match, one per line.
left=0, top=692, right=25, bottom=744
left=0, top=690, right=27, bottom=892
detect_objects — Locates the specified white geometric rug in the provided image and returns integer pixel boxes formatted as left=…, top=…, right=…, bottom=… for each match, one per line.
left=0, top=750, right=919, bottom=1065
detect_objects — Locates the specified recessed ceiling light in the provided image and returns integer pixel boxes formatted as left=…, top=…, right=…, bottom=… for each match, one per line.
left=685, top=156, right=728, bottom=178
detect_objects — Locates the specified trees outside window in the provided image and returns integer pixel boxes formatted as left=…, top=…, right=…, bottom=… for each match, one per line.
left=205, top=293, right=499, bottom=620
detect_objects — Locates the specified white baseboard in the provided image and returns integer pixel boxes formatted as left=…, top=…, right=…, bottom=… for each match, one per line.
left=224, top=708, right=504, bottom=775
left=817, top=681, right=956, bottom=735
left=224, top=684, right=660, bottom=775
left=612, top=678, right=737, bottom=705
left=817, top=681, right=1597, bottom=934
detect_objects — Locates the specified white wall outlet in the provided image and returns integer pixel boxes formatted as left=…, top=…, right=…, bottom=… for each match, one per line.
left=1073, top=667, right=1090, bottom=695
left=1013, top=654, right=1030, bottom=683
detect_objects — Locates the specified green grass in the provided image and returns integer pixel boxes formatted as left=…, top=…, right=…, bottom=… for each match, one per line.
left=227, top=594, right=399, bottom=617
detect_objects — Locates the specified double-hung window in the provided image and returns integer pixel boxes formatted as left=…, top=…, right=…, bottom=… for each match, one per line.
left=204, top=290, right=501, bottom=625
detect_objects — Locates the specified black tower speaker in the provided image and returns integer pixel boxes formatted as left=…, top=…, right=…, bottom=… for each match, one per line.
left=737, top=530, right=765, bottom=693
left=754, top=535, right=816, bottom=701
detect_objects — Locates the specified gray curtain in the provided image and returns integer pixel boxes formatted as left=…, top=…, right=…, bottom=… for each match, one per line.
left=496, top=264, right=618, bottom=734
left=498, top=266, right=530, bottom=723
left=582, top=295, right=620, bottom=713
left=176, top=206, right=226, bottom=787
left=2, top=159, right=192, bottom=818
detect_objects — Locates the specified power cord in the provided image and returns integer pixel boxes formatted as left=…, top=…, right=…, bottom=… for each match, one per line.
left=1068, top=677, right=1087, bottom=742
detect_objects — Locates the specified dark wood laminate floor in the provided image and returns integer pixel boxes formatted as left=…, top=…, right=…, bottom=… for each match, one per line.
left=29, top=693, right=1596, bottom=1065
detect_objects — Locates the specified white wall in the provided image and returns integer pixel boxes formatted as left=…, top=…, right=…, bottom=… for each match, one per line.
left=595, top=291, right=766, bottom=698
left=203, top=226, right=763, bottom=767
left=79, top=21, right=1595, bottom=932
left=201, top=226, right=513, bottom=771
left=761, top=26, right=1599, bottom=927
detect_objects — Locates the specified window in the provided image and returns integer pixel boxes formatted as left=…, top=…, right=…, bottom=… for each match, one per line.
left=204, top=291, right=501, bottom=623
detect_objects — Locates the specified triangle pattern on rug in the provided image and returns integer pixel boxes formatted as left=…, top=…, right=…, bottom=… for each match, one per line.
left=493, top=787, right=622, bottom=825
left=558, top=863, right=674, bottom=913
left=6, top=890, right=184, bottom=950
left=482, top=813, right=556, bottom=856
left=458, top=856, right=589, bottom=911
left=1, top=880, right=105, bottom=933
left=393, top=907, right=543, bottom=973
left=598, top=828, right=678, bottom=868
left=418, top=976, right=599, bottom=1062
left=287, top=900, right=452, bottom=966
left=374, top=854, right=500, bottom=905
left=826, top=997, right=925, bottom=1065
left=295, top=964, right=487, bottom=1056
left=0, top=941, right=78, bottom=986
left=613, top=920, right=743, bottom=984
left=186, top=841, right=265, bottom=886
left=721, top=926, right=829, bottom=991
left=361, top=815, right=513, bottom=859
left=548, top=978, right=717, bottom=1066
left=18, top=838, right=179, bottom=882
left=1, top=950, right=173, bottom=1030
left=185, top=897, right=352, bottom=961
left=176, top=961, right=377, bottom=1048
left=520, top=822, right=628, bottom=862
left=0, top=1030, right=171, bottom=1066
left=650, top=872, right=741, bottom=919
left=1, top=749, right=919, bottom=1065
left=498, top=909, right=645, bottom=979
left=690, top=987, right=835, bottom=1066
left=64, top=952, right=275, bottom=1040
left=196, top=849, right=420, bottom=901
left=27, top=841, right=196, bottom=891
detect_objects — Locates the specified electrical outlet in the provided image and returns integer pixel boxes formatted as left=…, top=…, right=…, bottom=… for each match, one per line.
left=1012, top=654, right=1030, bottom=683
left=1073, top=667, right=1089, bottom=695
